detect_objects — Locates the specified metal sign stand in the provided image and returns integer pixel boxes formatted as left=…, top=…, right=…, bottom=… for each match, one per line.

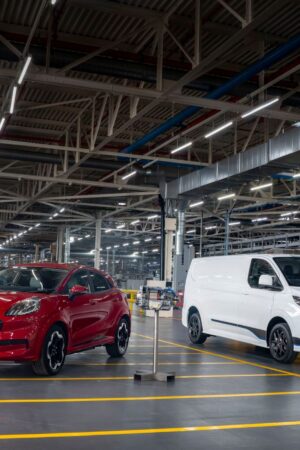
left=134, top=306, right=175, bottom=382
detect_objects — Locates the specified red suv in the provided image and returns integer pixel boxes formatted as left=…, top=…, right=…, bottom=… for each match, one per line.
left=0, top=263, right=131, bottom=375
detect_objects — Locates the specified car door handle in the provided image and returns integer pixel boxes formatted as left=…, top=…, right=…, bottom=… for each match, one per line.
left=89, top=299, right=97, bottom=305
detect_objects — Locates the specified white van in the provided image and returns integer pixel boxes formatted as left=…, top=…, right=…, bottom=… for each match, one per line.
left=182, top=254, right=300, bottom=363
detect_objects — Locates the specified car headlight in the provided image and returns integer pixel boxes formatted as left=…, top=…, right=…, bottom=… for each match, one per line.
left=293, top=296, right=300, bottom=306
left=5, top=298, right=41, bottom=316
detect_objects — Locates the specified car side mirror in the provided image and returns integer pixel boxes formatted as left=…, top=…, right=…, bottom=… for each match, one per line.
left=69, top=284, right=88, bottom=300
left=258, top=274, right=274, bottom=288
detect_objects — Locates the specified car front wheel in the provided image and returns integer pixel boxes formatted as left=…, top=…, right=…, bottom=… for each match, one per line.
left=269, top=322, right=298, bottom=364
left=106, top=318, right=130, bottom=357
left=32, top=325, right=66, bottom=376
left=188, top=312, right=208, bottom=344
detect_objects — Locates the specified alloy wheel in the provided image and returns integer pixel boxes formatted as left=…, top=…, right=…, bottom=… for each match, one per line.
left=270, top=327, right=288, bottom=358
left=46, top=330, right=65, bottom=371
left=117, top=321, right=129, bottom=353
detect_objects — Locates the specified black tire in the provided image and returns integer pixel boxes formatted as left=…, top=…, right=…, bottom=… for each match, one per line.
left=188, top=311, right=208, bottom=344
left=269, top=322, right=298, bottom=364
left=31, top=325, right=66, bottom=376
left=106, top=318, right=130, bottom=357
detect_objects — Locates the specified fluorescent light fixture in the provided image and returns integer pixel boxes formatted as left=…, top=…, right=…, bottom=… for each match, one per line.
left=293, top=173, right=300, bottom=179
left=293, top=121, right=300, bottom=128
left=114, top=245, right=119, bottom=248
left=152, top=248, right=159, bottom=252
left=147, top=214, right=159, bottom=220
left=49, top=216, right=53, bottom=220
left=205, top=225, right=217, bottom=230
left=85, top=234, right=90, bottom=238
left=53, top=212, right=58, bottom=217
left=133, top=240, right=140, bottom=245
left=77, top=237, right=82, bottom=241
left=70, top=236, right=75, bottom=243
left=116, top=224, right=125, bottom=229
left=118, top=202, right=126, bottom=206
left=186, top=229, right=196, bottom=234
left=142, top=251, right=148, bottom=254
left=59, top=207, right=65, bottom=213
left=204, top=121, right=233, bottom=139
left=123, top=243, right=129, bottom=247
left=144, top=238, right=152, bottom=242
left=156, top=236, right=161, bottom=239
left=190, top=200, right=204, bottom=208
left=10, top=86, right=17, bottom=114
left=105, top=229, right=112, bottom=233
left=122, top=170, right=137, bottom=180
left=106, top=246, right=111, bottom=250
left=250, top=182, right=272, bottom=191
left=280, top=211, right=298, bottom=217
left=131, top=220, right=140, bottom=225
left=241, top=97, right=279, bottom=119
left=252, top=217, right=268, bottom=223
left=17, top=56, right=32, bottom=85
left=28, top=227, right=33, bottom=231
left=51, top=0, right=57, bottom=4
left=170, top=141, right=192, bottom=155
left=0, top=117, right=5, bottom=132
left=218, top=193, right=236, bottom=201
left=229, top=221, right=241, bottom=226
left=35, top=223, right=40, bottom=227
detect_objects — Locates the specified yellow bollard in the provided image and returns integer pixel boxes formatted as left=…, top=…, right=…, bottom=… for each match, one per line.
left=122, top=289, right=138, bottom=313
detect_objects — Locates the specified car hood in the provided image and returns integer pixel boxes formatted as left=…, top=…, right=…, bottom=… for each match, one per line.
left=0, top=291, right=46, bottom=315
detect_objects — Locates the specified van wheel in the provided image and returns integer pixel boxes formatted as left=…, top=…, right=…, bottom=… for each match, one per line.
left=269, top=323, right=298, bottom=364
left=188, top=312, right=208, bottom=344
left=32, top=325, right=66, bottom=376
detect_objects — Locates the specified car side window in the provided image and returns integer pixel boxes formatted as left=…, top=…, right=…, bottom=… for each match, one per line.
left=89, top=272, right=110, bottom=292
left=65, top=270, right=91, bottom=293
left=248, top=259, right=281, bottom=289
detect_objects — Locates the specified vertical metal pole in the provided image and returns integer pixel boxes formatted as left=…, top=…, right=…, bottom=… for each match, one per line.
left=156, top=25, right=164, bottom=91
left=153, top=309, right=159, bottom=374
left=159, top=195, right=165, bottom=281
left=199, top=210, right=203, bottom=257
left=94, top=213, right=102, bottom=269
left=224, top=211, right=230, bottom=255
left=112, top=249, right=116, bottom=275
left=64, top=226, right=70, bottom=263
left=56, top=226, right=64, bottom=263
left=34, top=244, right=39, bottom=263
left=106, top=249, right=110, bottom=273
left=194, top=0, right=201, bottom=67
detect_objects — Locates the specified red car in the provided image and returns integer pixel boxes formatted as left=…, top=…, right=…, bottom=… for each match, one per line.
left=0, top=263, right=131, bottom=376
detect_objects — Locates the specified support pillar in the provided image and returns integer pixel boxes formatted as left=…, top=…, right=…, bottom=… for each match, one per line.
left=173, top=207, right=186, bottom=291
left=34, top=244, right=40, bottom=263
left=199, top=211, right=203, bottom=257
left=64, top=226, right=70, bottom=263
left=56, top=226, right=64, bottom=263
left=164, top=217, right=176, bottom=283
left=224, top=211, right=230, bottom=255
left=158, top=195, right=165, bottom=281
left=94, top=214, right=102, bottom=269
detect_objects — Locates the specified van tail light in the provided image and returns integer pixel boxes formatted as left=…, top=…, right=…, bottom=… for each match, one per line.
left=293, top=296, right=300, bottom=306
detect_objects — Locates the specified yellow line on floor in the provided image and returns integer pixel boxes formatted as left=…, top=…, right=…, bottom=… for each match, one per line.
left=127, top=352, right=205, bottom=355
left=3, top=390, right=300, bottom=404
left=133, top=332, right=300, bottom=378
left=3, top=420, right=300, bottom=439
left=66, top=361, right=238, bottom=366
left=0, top=373, right=290, bottom=382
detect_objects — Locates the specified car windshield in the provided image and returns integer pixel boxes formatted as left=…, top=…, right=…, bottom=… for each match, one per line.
left=0, top=267, right=68, bottom=293
left=274, top=257, right=300, bottom=287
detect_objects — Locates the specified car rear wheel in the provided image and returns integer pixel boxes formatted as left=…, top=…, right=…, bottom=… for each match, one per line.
left=32, top=325, right=66, bottom=376
left=269, top=322, right=298, bottom=364
left=106, top=318, right=130, bottom=357
left=188, top=312, right=208, bottom=344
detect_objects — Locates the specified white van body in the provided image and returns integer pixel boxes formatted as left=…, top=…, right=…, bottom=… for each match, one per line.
left=182, top=254, right=300, bottom=352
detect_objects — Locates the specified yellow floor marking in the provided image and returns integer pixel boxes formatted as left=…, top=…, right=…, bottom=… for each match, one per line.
left=127, top=352, right=205, bottom=355
left=3, top=390, right=300, bottom=404
left=133, top=332, right=300, bottom=378
left=0, top=373, right=290, bottom=382
left=3, top=420, right=300, bottom=439
left=67, top=361, right=238, bottom=366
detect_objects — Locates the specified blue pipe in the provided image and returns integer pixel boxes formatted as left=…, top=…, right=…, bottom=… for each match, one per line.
left=122, top=33, right=300, bottom=156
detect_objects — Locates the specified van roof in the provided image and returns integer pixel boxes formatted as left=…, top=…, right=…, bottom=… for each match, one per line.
left=194, top=254, right=299, bottom=260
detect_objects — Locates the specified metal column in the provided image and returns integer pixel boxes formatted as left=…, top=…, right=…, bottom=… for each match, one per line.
left=64, top=226, right=71, bottom=263
left=56, top=226, right=64, bottom=263
left=164, top=217, right=176, bottom=283
left=159, top=195, right=165, bottom=281
left=94, top=214, right=102, bottom=269
left=34, top=244, right=40, bottom=263
left=224, top=211, right=230, bottom=256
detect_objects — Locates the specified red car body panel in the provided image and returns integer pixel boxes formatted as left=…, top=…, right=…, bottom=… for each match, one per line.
left=0, top=264, right=130, bottom=362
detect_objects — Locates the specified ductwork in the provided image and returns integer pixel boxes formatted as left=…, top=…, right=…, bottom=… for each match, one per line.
left=166, top=126, right=300, bottom=198
left=121, top=33, right=300, bottom=156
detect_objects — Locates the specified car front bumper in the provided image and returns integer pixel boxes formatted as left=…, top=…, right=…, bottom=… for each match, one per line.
left=0, top=316, right=40, bottom=361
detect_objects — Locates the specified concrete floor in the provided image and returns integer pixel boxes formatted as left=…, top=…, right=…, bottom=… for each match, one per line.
left=1, top=309, right=300, bottom=449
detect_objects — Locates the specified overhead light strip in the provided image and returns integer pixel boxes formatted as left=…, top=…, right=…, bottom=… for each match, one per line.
left=204, top=121, right=233, bottom=139
left=9, top=86, right=17, bottom=114
left=250, top=182, right=272, bottom=191
left=122, top=170, right=137, bottom=180
left=190, top=200, right=204, bottom=208
left=218, top=193, right=236, bottom=201
left=171, top=141, right=193, bottom=155
left=17, top=56, right=32, bottom=85
left=241, top=97, right=279, bottom=119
